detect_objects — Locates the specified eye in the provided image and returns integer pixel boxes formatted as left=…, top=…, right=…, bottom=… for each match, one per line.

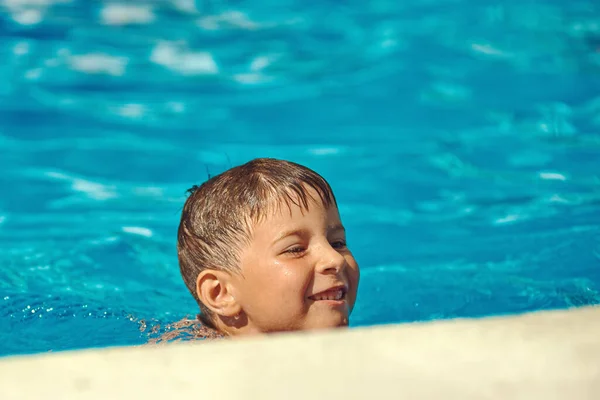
left=284, top=246, right=306, bottom=255
left=331, top=240, right=347, bottom=249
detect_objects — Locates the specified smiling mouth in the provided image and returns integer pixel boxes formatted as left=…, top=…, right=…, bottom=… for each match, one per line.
left=308, top=287, right=347, bottom=301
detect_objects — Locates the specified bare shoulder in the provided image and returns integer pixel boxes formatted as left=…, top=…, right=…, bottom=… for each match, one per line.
left=145, top=317, right=224, bottom=345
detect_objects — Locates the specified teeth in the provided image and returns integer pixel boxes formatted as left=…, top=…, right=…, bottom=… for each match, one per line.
left=312, top=289, right=343, bottom=301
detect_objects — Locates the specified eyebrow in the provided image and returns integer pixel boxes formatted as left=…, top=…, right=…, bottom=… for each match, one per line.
left=273, top=229, right=304, bottom=244
left=329, top=223, right=345, bottom=233
left=273, top=224, right=345, bottom=244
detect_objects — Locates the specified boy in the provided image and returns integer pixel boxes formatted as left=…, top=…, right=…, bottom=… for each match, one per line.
left=177, top=158, right=360, bottom=338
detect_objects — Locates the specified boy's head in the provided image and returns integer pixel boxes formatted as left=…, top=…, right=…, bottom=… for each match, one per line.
left=177, top=158, right=360, bottom=335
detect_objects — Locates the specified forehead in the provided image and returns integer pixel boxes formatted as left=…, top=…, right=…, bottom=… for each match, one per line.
left=245, top=193, right=337, bottom=238
left=239, top=187, right=342, bottom=251
left=264, top=185, right=335, bottom=218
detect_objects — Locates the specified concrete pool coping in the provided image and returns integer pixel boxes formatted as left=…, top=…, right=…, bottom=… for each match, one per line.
left=1, top=306, right=599, bottom=400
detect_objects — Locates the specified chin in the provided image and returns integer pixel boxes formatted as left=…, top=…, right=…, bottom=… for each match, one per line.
left=310, top=316, right=349, bottom=330
left=333, top=318, right=349, bottom=328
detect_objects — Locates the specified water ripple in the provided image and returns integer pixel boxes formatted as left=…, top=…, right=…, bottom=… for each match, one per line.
left=1, top=0, right=600, bottom=356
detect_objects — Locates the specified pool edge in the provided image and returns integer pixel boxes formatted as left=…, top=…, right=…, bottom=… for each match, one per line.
left=2, top=306, right=599, bottom=399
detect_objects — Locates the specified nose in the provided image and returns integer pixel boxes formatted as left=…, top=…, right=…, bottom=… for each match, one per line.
left=315, top=242, right=346, bottom=274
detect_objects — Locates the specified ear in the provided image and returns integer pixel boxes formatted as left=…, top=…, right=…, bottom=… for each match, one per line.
left=196, top=269, right=241, bottom=318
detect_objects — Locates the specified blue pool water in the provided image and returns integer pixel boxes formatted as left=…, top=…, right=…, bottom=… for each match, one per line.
left=1, top=0, right=600, bottom=357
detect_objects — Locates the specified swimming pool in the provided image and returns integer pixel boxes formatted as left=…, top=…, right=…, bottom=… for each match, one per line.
left=1, top=0, right=599, bottom=357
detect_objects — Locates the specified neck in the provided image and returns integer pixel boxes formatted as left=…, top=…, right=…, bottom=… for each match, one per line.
left=215, top=317, right=264, bottom=337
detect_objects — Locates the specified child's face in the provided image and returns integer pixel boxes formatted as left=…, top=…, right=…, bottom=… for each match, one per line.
left=230, top=189, right=360, bottom=333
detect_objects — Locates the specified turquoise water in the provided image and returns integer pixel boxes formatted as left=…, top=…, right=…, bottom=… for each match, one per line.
left=1, top=0, right=600, bottom=357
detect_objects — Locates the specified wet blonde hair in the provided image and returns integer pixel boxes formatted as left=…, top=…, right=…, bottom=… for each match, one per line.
left=177, top=158, right=336, bottom=328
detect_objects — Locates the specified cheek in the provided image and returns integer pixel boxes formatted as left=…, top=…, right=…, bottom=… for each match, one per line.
left=346, top=258, right=360, bottom=298
left=346, top=254, right=360, bottom=276
left=277, top=264, right=313, bottom=298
